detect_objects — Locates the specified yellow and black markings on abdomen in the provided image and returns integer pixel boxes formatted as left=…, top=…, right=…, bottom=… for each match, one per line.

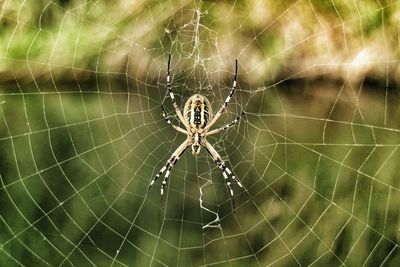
left=184, top=94, right=213, bottom=130
left=190, top=102, right=209, bottom=129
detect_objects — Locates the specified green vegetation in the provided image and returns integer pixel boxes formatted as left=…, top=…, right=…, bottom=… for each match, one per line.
left=1, top=0, right=399, bottom=84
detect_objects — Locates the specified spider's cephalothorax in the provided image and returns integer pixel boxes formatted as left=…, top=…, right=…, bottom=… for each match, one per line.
left=149, top=54, right=244, bottom=211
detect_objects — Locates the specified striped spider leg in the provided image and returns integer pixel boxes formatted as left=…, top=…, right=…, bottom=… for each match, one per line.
left=148, top=139, right=190, bottom=203
left=202, top=139, right=243, bottom=211
left=202, top=59, right=238, bottom=132
left=149, top=54, right=244, bottom=210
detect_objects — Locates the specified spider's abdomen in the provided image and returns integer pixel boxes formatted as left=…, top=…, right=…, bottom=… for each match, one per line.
left=184, top=94, right=213, bottom=130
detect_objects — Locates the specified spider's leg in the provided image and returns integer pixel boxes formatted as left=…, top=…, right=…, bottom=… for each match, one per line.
left=205, top=111, right=244, bottom=136
left=148, top=159, right=172, bottom=191
left=160, top=141, right=189, bottom=203
left=202, top=140, right=243, bottom=211
left=204, top=59, right=238, bottom=131
left=148, top=139, right=190, bottom=202
left=166, top=54, right=191, bottom=130
left=161, top=105, right=188, bottom=135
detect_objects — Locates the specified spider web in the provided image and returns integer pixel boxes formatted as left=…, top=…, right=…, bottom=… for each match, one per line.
left=1, top=0, right=400, bottom=266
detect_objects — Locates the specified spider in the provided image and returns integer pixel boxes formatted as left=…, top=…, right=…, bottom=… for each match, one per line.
left=148, top=54, right=244, bottom=210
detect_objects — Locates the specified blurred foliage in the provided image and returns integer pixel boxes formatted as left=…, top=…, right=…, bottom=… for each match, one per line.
left=1, top=81, right=400, bottom=265
left=0, top=0, right=399, bottom=84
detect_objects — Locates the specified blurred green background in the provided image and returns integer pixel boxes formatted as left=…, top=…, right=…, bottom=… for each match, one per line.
left=1, top=0, right=400, bottom=266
